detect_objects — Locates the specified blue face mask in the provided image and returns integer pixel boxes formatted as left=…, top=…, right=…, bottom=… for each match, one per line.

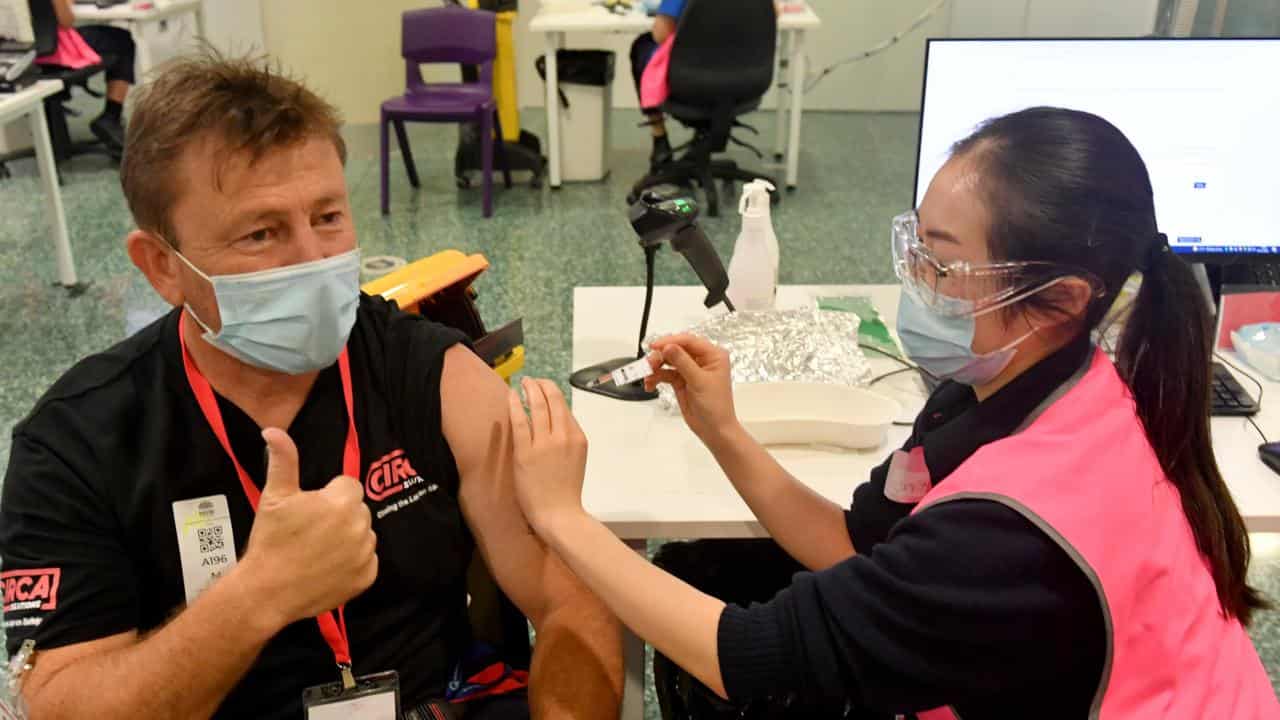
left=176, top=249, right=361, bottom=375
left=896, top=287, right=1035, bottom=386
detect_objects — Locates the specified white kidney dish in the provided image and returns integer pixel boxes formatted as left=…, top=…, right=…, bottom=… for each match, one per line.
left=734, top=382, right=902, bottom=450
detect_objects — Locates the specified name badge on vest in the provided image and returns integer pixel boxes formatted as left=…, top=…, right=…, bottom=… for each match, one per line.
left=304, top=670, right=401, bottom=719
left=171, top=494, right=238, bottom=603
left=885, top=447, right=933, bottom=504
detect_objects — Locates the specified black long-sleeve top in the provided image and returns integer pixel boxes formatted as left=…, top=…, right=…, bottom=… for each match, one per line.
left=716, top=336, right=1106, bottom=719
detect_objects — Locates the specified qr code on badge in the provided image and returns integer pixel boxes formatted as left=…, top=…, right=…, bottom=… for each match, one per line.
left=197, top=526, right=225, bottom=554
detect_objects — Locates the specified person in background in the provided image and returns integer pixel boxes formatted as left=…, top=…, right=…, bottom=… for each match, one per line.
left=629, top=0, right=685, bottom=171
left=49, top=0, right=135, bottom=153
left=505, top=107, right=1277, bottom=718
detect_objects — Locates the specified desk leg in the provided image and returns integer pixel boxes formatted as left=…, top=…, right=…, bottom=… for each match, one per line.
left=194, top=1, right=208, bottom=39
left=30, top=104, right=78, bottom=289
left=545, top=31, right=563, bottom=188
left=785, top=31, right=806, bottom=190
left=132, top=20, right=154, bottom=80
left=621, top=538, right=647, bottom=720
left=773, top=30, right=790, bottom=161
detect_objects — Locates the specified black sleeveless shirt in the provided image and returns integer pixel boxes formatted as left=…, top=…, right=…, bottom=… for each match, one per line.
left=1, top=294, right=473, bottom=718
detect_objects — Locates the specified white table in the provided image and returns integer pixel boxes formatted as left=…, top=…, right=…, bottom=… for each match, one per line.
left=572, top=284, right=1280, bottom=720
left=74, top=0, right=206, bottom=78
left=529, top=3, right=822, bottom=189
left=0, top=80, right=78, bottom=288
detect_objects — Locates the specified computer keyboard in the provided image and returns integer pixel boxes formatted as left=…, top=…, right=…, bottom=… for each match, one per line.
left=1211, top=362, right=1259, bottom=416
left=1221, top=261, right=1280, bottom=287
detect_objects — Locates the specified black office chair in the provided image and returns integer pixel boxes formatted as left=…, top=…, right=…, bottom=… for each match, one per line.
left=627, top=0, right=779, bottom=217
left=466, top=555, right=533, bottom=669
left=0, top=0, right=113, bottom=180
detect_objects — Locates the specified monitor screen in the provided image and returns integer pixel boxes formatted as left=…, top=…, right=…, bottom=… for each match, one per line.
left=914, top=38, right=1280, bottom=258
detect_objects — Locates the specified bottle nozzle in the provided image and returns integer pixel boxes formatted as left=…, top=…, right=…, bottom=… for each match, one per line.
left=739, top=179, right=777, bottom=216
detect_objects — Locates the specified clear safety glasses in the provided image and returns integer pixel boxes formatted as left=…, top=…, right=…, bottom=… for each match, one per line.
left=891, top=210, right=1103, bottom=319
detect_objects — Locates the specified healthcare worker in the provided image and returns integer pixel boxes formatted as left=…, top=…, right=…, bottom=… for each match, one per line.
left=505, top=107, right=1278, bottom=719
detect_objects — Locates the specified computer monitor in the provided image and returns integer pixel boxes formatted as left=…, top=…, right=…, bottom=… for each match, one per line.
left=913, top=38, right=1280, bottom=262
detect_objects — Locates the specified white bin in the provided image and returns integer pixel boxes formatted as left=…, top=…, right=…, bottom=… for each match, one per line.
left=538, top=50, right=615, bottom=183
left=559, top=80, right=612, bottom=182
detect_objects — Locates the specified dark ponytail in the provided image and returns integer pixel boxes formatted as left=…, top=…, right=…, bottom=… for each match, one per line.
left=952, top=107, right=1266, bottom=624
left=1117, top=245, right=1265, bottom=623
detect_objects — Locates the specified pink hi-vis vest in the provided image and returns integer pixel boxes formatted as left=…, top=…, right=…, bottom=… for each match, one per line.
left=35, top=27, right=101, bottom=70
left=911, top=349, right=1277, bottom=720
left=639, top=32, right=674, bottom=110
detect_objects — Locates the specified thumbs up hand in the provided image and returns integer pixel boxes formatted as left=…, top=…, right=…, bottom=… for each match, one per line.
left=235, top=428, right=379, bottom=632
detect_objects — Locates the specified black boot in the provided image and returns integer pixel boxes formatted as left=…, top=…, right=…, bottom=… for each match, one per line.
left=649, top=134, right=673, bottom=173
left=91, top=100, right=125, bottom=156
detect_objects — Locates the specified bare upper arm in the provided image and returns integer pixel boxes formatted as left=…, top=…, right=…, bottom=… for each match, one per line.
left=52, top=0, right=76, bottom=28
left=20, top=630, right=138, bottom=705
left=440, top=348, right=581, bottom=625
left=652, top=14, right=677, bottom=44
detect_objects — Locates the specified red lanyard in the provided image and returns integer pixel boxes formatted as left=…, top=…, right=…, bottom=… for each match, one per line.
left=178, top=312, right=361, bottom=673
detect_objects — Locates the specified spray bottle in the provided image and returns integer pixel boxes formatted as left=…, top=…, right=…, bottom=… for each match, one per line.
left=726, top=179, right=779, bottom=311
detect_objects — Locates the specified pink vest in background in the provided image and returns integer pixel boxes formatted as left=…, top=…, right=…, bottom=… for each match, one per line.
left=639, top=33, right=675, bottom=110
left=35, top=27, right=101, bottom=70
left=913, top=349, right=1277, bottom=719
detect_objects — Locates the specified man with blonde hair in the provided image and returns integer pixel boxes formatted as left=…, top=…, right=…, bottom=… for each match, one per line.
left=0, top=52, right=621, bottom=719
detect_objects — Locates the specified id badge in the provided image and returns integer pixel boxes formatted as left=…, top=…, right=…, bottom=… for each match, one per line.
left=303, top=670, right=400, bottom=720
left=172, top=494, right=238, bottom=603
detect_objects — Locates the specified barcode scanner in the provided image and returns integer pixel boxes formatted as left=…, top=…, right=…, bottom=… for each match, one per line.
left=628, top=186, right=735, bottom=311
left=569, top=186, right=736, bottom=402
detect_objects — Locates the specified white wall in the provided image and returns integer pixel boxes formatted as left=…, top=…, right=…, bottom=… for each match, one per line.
left=260, top=0, right=432, bottom=126
left=949, top=0, right=1162, bottom=37
left=513, top=0, right=1165, bottom=114
left=512, top=0, right=956, bottom=113
left=203, top=0, right=266, bottom=55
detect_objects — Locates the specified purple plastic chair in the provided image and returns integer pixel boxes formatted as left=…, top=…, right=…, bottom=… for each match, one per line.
left=381, top=6, right=512, bottom=217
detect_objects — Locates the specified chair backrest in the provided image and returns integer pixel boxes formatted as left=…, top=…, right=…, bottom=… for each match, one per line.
left=668, top=0, right=775, bottom=106
left=27, top=0, right=56, bottom=56
left=401, top=5, right=496, bottom=92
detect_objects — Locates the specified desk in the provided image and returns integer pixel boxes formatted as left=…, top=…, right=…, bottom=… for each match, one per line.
left=74, top=0, right=206, bottom=78
left=529, top=4, right=822, bottom=189
left=572, top=284, right=1280, bottom=719
left=0, top=80, right=78, bottom=288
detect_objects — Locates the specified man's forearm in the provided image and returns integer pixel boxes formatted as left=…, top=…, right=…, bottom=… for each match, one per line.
left=706, top=424, right=855, bottom=570
left=538, top=512, right=727, bottom=700
left=528, top=590, right=623, bottom=719
left=24, top=566, right=281, bottom=720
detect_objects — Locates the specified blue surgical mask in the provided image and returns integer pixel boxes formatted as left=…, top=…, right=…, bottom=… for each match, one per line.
left=176, top=249, right=361, bottom=374
left=896, top=287, right=1034, bottom=386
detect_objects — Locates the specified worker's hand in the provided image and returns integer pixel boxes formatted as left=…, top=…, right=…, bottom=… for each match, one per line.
left=236, top=428, right=378, bottom=632
left=645, top=334, right=740, bottom=445
left=507, top=378, right=589, bottom=536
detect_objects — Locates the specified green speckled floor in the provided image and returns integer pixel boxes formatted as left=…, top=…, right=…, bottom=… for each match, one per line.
left=1, top=106, right=1278, bottom=709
